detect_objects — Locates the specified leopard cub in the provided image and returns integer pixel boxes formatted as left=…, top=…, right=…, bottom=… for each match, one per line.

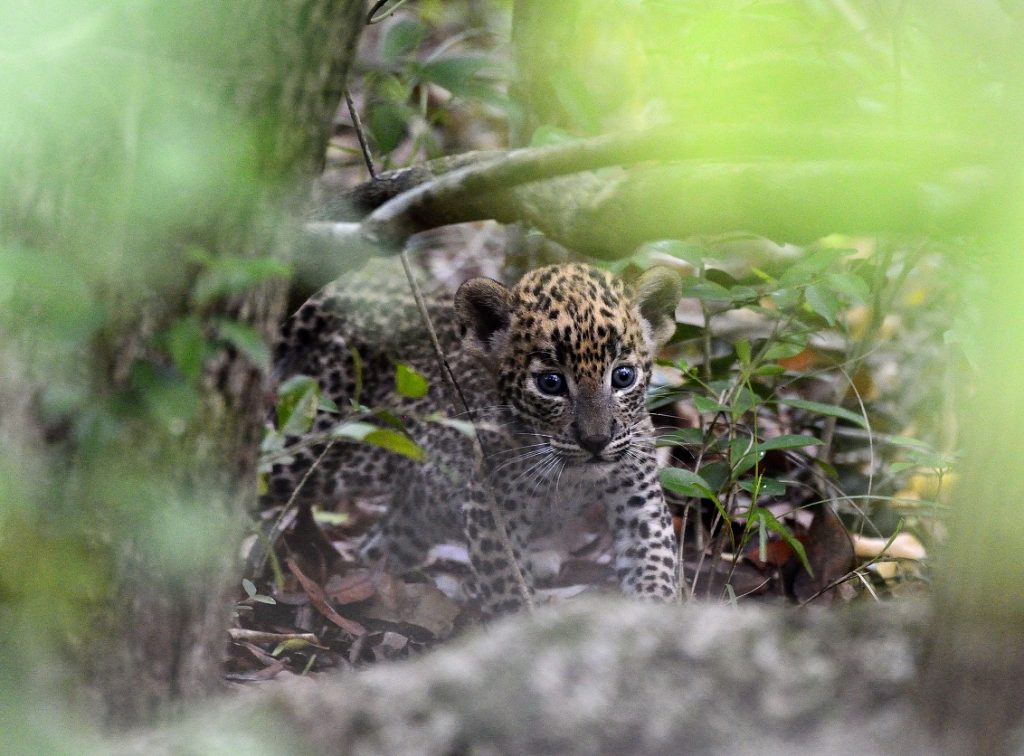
left=268, top=260, right=681, bottom=614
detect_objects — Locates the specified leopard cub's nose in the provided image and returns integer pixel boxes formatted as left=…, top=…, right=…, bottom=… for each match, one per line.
left=574, top=428, right=611, bottom=455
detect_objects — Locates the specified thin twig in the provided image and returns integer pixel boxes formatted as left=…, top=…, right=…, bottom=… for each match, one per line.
left=344, top=89, right=377, bottom=179
left=398, top=250, right=534, bottom=612
left=366, top=0, right=414, bottom=24
left=675, top=499, right=690, bottom=600
left=704, top=489, right=737, bottom=601
left=675, top=421, right=711, bottom=601
left=255, top=439, right=337, bottom=575
left=690, top=505, right=721, bottom=601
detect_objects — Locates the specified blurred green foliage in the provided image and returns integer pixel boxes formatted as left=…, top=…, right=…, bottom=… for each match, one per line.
left=1, top=0, right=1023, bottom=749
left=346, top=0, right=513, bottom=167
left=0, top=0, right=330, bottom=749
left=515, top=0, right=1018, bottom=138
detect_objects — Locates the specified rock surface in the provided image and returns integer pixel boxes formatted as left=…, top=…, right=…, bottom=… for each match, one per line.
left=124, top=598, right=958, bottom=754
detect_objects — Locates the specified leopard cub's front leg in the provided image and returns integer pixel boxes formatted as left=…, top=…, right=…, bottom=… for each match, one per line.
left=461, top=485, right=535, bottom=617
left=604, top=449, right=679, bottom=600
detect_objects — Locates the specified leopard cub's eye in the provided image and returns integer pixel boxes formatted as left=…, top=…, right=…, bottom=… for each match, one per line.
left=535, top=372, right=567, bottom=396
left=611, top=365, right=637, bottom=389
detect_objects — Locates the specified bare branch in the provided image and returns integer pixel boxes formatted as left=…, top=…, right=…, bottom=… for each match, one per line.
left=305, top=125, right=998, bottom=266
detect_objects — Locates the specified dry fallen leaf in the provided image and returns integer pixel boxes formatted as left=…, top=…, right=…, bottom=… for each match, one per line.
left=375, top=631, right=409, bottom=661
left=324, top=569, right=377, bottom=604
left=224, top=659, right=286, bottom=683
left=852, top=533, right=927, bottom=561
left=360, top=573, right=460, bottom=638
left=792, top=505, right=856, bottom=604
left=287, top=557, right=367, bottom=637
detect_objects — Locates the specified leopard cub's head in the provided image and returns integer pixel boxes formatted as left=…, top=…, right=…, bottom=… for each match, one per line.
left=455, top=263, right=680, bottom=465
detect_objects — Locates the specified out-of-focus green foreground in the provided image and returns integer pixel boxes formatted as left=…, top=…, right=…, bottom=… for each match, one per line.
left=947, top=195, right=1024, bottom=618
left=1, top=0, right=1024, bottom=751
left=0, top=0, right=362, bottom=750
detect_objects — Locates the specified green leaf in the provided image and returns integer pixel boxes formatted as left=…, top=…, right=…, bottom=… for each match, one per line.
left=663, top=466, right=732, bottom=534
left=419, top=55, right=490, bottom=97
left=762, top=337, right=807, bottom=360
left=805, top=284, right=840, bottom=325
left=192, top=253, right=290, bottom=308
left=165, top=316, right=211, bottom=382
left=738, top=477, right=786, bottom=496
left=750, top=507, right=813, bottom=577
left=330, top=421, right=377, bottom=441
left=424, top=413, right=477, bottom=438
left=655, top=427, right=706, bottom=448
left=889, top=461, right=920, bottom=474
left=373, top=410, right=406, bottom=430
left=367, top=99, right=410, bottom=155
left=729, top=285, right=759, bottom=303
left=646, top=386, right=688, bottom=410
left=778, top=249, right=848, bottom=287
left=753, top=363, right=785, bottom=376
left=259, top=429, right=284, bottom=459
left=757, top=434, right=823, bottom=451
left=272, top=638, right=315, bottom=657
left=363, top=428, right=426, bottom=461
left=253, top=594, right=277, bottom=605
left=395, top=363, right=429, bottom=398
left=380, top=17, right=426, bottom=62
left=660, top=468, right=718, bottom=500
left=779, top=398, right=868, bottom=429
left=697, top=461, right=731, bottom=492
left=692, top=395, right=728, bottom=414
left=276, top=375, right=320, bottom=434
left=730, top=386, right=762, bottom=416
left=771, top=287, right=801, bottom=310
left=312, top=508, right=350, bottom=526
left=826, top=271, right=870, bottom=302
left=735, top=340, right=751, bottom=365
left=241, top=578, right=257, bottom=598
left=682, top=280, right=732, bottom=302
left=214, top=319, right=271, bottom=372
left=724, top=583, right=738, bottom=607
left=815, top=459, right=839, bottom=480
left=729, top=437, right=765, bottom=478
left=0, top=247, right=103, bottom=344
left=132, top=362, right=200, bottom=429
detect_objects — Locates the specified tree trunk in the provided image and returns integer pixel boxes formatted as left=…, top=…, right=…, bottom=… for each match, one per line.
left=0, top=0, right=365, bottom=730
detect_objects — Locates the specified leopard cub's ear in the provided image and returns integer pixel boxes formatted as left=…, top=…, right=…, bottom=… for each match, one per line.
left=454, top=277, right=513, bottom=361
left=632, top=266, right=681, bottom=349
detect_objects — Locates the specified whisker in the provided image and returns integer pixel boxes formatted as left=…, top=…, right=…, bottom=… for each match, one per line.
left=552, top=457, right=567, bottom=502
left=504, top=451, right=555, bottom=488
left=487, top=447, right=553, bottom=477
left=447, top=403, right=517, bottom=420
left=486, top=442, right=550, bottom=458
left=526, top=454, right=561, bottom=502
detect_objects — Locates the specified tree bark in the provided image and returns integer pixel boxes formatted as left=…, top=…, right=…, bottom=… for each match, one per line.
left=305, top=141, right=997, bottom=265
left=0, top=0, right=366, bottom=729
